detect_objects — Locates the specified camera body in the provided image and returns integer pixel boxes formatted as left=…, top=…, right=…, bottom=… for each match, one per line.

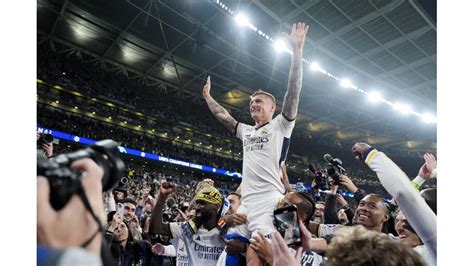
left=309, top=154, right=346, bottom=191
left=38, top=133, right=54, bottom=146
left=37, top=139, right=125, bottom=210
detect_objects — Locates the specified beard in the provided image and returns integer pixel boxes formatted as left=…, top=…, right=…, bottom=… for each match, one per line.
left=194, top=210, right=212, bottom=227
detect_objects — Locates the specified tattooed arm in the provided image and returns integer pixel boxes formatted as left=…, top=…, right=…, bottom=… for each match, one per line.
left=202, top=76, right=239, bottom=133
left=281, top=22, right=309, bottom=121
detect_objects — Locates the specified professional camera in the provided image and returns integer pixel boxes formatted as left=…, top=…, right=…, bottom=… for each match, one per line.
left=37, top=139, right=125, bottom=210
left=37, top=133, right=54, bottom=145
left=113, top=177, right=129, bottom=193
left=308, top=154, right=346, bottom=191
left=323, top=154, right=346, bottom=186
left=308, top=164, right=329, bottom=191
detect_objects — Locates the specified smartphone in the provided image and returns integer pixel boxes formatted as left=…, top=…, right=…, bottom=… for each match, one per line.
left=117, top=203, right=125, bottom=220
left=274, top=205, right=302, bottom=247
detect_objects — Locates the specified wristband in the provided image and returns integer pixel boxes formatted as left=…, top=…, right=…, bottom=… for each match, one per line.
left=411, top=176, right=425, bottom=191
left=430, top=168, right=437, bottom=178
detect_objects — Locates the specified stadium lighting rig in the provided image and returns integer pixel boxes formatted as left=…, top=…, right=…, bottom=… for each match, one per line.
left=211, top=0, right=437, bottom=124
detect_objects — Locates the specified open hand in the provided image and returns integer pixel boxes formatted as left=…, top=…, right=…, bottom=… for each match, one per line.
left=249, top=231, right=274, bottom=265
left=282, top=22, right=309, bottom=51
left=418, top=153, right=437, bottom=179
left=202, top=76, right=211, bottom=97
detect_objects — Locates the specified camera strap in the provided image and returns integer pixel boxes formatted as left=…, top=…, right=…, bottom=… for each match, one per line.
left=76, top=185, right=105, bottom=248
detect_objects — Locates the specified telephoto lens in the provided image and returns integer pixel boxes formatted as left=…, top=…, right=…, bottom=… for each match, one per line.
left=38, top=133, right=54, bottom=145
left=37, top=139, right=125, bottom=210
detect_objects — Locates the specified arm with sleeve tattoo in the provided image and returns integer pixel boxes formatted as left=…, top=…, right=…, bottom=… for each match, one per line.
left=202, top=76, right=239, bottom=133
left=281, top=22, right=309, bottom=120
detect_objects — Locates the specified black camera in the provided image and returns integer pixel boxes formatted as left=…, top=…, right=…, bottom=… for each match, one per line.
left=114, top=177, right=129, bottom=193
left=308, top=154, right=346, bottom=191
left=37, top=139, right=125, bottom=210
left=38, top=133, right=54, bottom=145
left=323, top=154, right=346, bottom=186
left=308, top=164, right=330, bottom=191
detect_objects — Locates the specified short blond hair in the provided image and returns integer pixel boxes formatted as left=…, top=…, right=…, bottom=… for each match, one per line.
left=250, top=90, right=276, bottom=104
left=326, top=225, right=425, bottom=266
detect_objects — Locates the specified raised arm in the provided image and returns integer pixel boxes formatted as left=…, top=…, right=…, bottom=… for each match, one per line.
left=149, top=182, right=176, bottom=236
left=202, top=76, right=239, bottom=134
left=281, top=22, right=309, bottom=120
left=352, top=143, right=437, bottom=261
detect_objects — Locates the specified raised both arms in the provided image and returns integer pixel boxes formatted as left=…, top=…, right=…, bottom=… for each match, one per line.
left=202, top=76, right=239, bottom=133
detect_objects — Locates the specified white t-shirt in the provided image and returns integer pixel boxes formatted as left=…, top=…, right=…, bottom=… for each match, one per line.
left=170, top=222, right=226, bottom=266
left=236, top=114, right=295, bottom=201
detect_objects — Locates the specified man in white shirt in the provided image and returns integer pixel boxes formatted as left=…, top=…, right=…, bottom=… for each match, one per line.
left=149, top=183, right=226, bottom=265
left=203, top=22, right=310, bottom=265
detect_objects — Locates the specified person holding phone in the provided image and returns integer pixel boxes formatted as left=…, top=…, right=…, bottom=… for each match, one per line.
left=249, top=191, right=325, bottom=266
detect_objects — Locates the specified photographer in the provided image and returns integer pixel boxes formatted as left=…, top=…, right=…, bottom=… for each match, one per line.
left=322, top=178, right=340, bottom=224
left=37, top=133, right=54, bottom=158
left=37, top=158, right=104, bottom=265
left=322, top=179, right=353, bottom=227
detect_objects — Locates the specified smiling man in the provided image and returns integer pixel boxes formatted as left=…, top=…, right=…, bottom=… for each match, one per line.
left=309, top=193, right=390, bottom=239
left=149, top=182, right=226, bottom=265
left=202, top=21, right=309, bottom=248
left=352, top=194, right=390, bottom=232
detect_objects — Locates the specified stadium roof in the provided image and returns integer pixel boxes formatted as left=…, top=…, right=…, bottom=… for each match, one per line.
left=37, top=0, right=436, bottom=154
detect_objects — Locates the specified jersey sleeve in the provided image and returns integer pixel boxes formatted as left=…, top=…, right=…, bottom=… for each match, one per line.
left=276, top=114, right=296, bottom=138
left=169, top=222, right=184, bottom=240
left=236, top=122, right=252, bottom=140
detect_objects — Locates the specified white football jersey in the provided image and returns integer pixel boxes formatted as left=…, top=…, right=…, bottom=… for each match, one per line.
left=236, top=114, right=295, bottom=201
left=170, top=222, right=226, bottom=266
left=175, top=238, right=189, bottom=266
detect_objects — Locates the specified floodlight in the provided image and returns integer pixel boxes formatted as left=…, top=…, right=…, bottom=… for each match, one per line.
left=310, top=62, right=321, bottom=71
left=340, top=79, right=353, bottom=88
left=393, top=102, right=412, bottom=115
left=368, top=91, right=383, bottom=103
left=422, top=113, right=437, bottom=124
left=234, top=13, right=250, bottom=27
left=273, top=39, right=287, bottom=52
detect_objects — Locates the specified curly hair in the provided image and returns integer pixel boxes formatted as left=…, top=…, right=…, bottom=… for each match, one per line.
left=326, top=225, right=425, bottom=266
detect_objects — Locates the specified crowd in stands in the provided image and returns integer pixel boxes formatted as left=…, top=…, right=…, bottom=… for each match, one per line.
left=37, top=44, right=435, bottom=197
